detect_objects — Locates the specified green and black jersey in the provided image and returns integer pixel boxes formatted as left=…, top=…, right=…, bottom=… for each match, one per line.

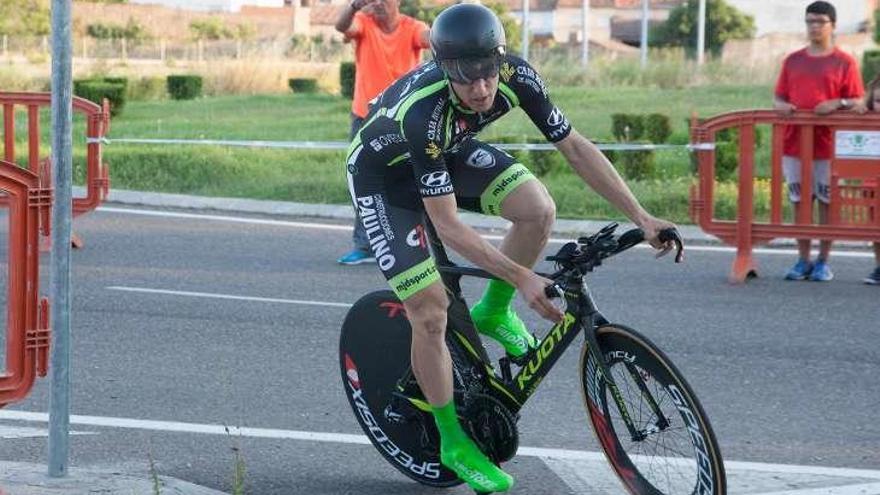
left=346, top=55, right=571, bottom=299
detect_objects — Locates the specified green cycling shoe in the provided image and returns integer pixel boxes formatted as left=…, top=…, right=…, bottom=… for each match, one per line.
left=471, top=301, right=538, bottom=358
left=440, top=437, right=514, bottom=493
left=434, top=400, right=514, bottom=492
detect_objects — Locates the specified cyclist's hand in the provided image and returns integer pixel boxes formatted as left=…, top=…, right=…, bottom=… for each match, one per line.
left=639, top=215, right=684, bottom=262
left=518, top=272, right=563, bottom=323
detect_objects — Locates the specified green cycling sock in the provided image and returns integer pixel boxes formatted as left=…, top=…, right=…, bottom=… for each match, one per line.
left=478, top=279, right=516, bottom=310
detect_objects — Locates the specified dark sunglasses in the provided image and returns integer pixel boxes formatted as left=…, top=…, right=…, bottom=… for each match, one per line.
left=440, top=55, right=502, bottom=84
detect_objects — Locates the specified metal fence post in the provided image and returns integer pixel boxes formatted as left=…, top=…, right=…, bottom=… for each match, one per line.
left=697, top=0, right=706, bottom=65
left=48, top=0, right=74, bottom=477
left=521, top=0, right=529, bottom=61
left=640, top=0, right=648, bottom=69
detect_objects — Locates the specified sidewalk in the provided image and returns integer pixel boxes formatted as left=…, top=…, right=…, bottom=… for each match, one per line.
left=88, top=187, right=875, bottom=250
left=0, top=461, right=226, bottom=495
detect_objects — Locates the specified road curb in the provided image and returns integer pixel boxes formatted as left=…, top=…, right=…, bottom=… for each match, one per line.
left=0, top=461, right=227, bottom=495
left=84, top=187, right=876, bottom=250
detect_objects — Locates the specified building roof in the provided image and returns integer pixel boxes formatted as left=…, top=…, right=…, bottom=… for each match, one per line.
left=501, top=0, right=682, bottom=11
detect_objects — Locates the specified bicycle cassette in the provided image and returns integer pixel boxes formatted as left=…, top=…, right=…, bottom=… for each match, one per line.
left=460, top=393, right=519, bottom=463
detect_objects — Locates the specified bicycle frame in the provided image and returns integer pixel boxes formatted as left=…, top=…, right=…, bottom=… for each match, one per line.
left=426, top=220, right=669, bottom=442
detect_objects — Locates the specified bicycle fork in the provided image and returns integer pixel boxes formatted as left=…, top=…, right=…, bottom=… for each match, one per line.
left=581, top=309, right=671, bottom=443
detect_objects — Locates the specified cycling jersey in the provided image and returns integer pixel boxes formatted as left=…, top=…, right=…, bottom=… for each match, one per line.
left=346, top=55, right=571, bottom=299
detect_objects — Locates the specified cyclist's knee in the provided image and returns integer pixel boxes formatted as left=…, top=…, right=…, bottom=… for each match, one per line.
left=502, top=181, right=555, bottom=230
left=403, top=283, right=448, bottom=338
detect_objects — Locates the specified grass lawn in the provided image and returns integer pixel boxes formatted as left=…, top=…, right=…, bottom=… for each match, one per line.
left=12, top=84, right=775, bottom=223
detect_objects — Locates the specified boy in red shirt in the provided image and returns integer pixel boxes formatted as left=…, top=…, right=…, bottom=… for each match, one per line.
left=774, top=0, right=864, bottom=282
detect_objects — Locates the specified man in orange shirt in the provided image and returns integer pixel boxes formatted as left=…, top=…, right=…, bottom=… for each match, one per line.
left=335, top=0, right=430, bottom=265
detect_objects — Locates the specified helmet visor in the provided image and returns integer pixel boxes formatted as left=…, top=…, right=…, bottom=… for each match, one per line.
left=439, top=54, right=502, bottom=84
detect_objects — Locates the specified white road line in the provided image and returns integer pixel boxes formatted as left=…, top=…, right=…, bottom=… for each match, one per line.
left=1, top=410, right=879, bottom=483
left=97, top=206, right=874, bottom=259
left=0, top=425, right=95, bottom=439
left=753, top=483, right=880, bottom=495
left=106, top=286, right=353, bottom=308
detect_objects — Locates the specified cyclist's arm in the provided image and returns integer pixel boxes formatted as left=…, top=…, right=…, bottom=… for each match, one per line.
left=554, top=130, right=675, bottom=244
left=423, top=195, right=562, bottom=321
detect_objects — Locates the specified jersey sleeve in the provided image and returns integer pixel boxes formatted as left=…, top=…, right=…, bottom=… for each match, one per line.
left=500, top=56, right=572, bottom=143
left=774, top=56, right=790, bottom=100
left=343, top=12, right=365, bottom=41
left=841, top=54, right=865, bottom=98
left=400, top=96, right=455, bottom=199
left=412, top=19, right=429, bottom=49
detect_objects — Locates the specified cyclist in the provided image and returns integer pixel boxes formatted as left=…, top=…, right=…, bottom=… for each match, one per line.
left=346, top=4, right=679, bottom=492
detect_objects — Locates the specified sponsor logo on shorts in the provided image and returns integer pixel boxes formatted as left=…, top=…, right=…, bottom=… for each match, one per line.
left=394, top=263, right=438, bottom=295
left=492, top=168, right=529, bottom=198
left=406, top=225, right=427, bottom=249
left=466, top=148, right=496, bottom=169
left=356, top=195, right=396, bottom=271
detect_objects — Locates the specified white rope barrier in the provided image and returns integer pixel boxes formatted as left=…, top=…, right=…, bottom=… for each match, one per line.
left=88, top=137, right=716, bottom=152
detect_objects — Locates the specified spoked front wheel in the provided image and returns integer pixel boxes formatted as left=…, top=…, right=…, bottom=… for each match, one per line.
left=580, top=324, right=726, bottom=495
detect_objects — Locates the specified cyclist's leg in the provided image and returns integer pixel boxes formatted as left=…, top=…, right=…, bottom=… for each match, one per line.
left=403, top=281, right=514, bottom=493
left=352, top=171, right=513, bottom=492
left=451, top=141, right=552, bottom=356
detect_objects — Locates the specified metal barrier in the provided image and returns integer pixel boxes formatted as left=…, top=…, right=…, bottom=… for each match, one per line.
left=690, top=110, right=880, bottom=282
left=0, top=159, right=52, bottom=408
left=0, top=91, right=110, bottom=247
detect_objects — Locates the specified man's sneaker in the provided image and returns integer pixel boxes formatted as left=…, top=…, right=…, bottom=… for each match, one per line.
left=863, top=267, right=880, bottom=285
left=440, top=438, right=514, bottom=493
left=784, top=259, right=813, bottom=281
left=336, top=249, right=374, bottom=265
left=809, top=260, right=833, bottom=282
left=470, top=303, right=538, bottom=358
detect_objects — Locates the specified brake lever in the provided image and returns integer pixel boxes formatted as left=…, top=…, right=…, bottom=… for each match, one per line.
left=658, top=228, right=685, bottom=263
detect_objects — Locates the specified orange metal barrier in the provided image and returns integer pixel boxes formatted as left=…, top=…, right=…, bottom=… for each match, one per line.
left=0, top=159, right=52, bottom=408
left=690, top=110, right=880, bottom=282
left=0, top=92, right=110, bottom=248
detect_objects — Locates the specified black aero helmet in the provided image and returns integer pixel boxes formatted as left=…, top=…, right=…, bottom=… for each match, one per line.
left=430, top=3, right=506, bottom=83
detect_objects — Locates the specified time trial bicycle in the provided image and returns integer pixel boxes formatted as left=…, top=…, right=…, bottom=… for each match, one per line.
left=340, top=220, right=726, bottom=494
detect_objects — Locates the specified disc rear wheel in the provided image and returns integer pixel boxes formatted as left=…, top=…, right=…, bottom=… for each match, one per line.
left=339, top=290, right=461, bottom=487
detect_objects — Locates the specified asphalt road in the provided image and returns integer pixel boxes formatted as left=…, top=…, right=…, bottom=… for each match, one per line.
left=0, top=207, right=878, bottom=494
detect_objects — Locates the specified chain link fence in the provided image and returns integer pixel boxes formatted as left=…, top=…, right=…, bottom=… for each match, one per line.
left=1, top=35, right=351, bottom=63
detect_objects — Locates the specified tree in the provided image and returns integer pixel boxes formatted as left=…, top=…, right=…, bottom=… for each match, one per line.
left=651, top=0, right=755, bottom=58
left=399, top=0, right=522, bottom=56
left=0, top=0, right=50, bottom=36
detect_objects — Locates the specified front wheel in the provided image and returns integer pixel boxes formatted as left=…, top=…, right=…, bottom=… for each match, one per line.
left=580, top=324, right=726, bottom=495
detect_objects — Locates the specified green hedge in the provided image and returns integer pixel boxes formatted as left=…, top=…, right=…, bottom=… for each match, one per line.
left=288, top=78, right=318, bottom=93
left=340, top=62, right=356, bottom=99
left=608, top=113, right=673, bottom=180
left=167, top=75, right=203, bottom=100
left=863, top=49, right=880, bottom=85
left=73, top=79, right=126, bottom=116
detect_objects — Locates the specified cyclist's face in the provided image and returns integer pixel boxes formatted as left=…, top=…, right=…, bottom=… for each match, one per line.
left=450, top=75, right=499, bottom=113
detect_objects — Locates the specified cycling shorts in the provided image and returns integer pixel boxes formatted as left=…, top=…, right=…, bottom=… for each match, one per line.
left=347, top=139, right=536, bottom=300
